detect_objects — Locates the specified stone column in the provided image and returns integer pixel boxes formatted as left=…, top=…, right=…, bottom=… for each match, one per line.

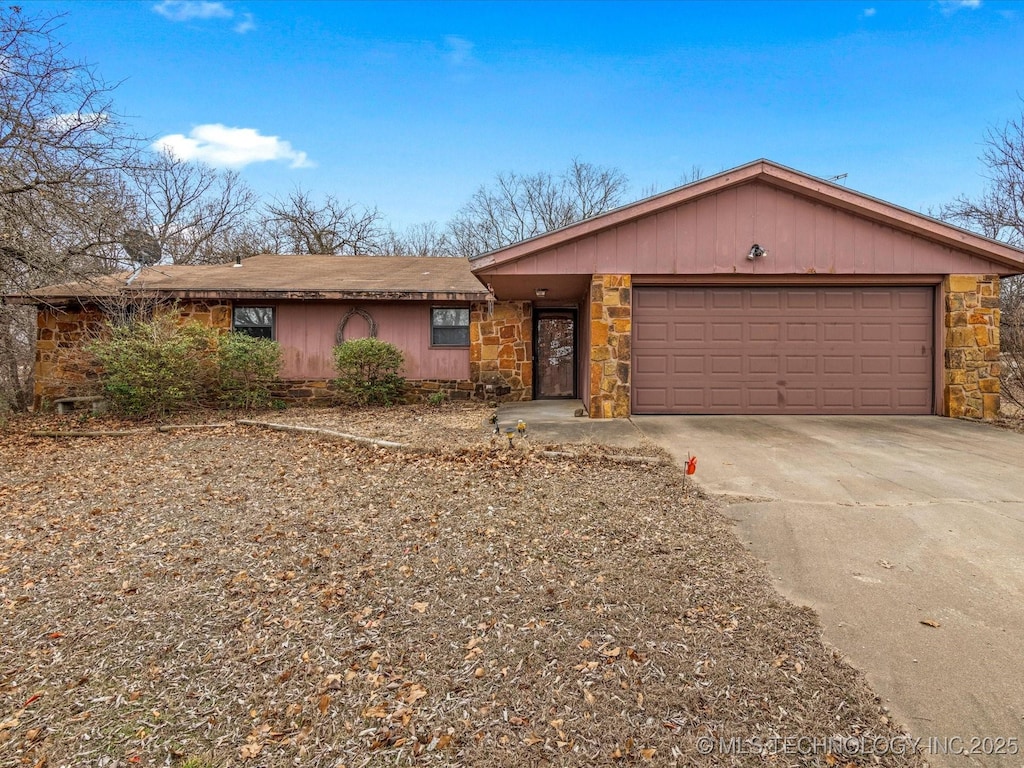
left=469, top=300, right=532, bottom=400
left=943, top=275, right=1000, bottom=420
left=589, top=274, right=631, bottom=418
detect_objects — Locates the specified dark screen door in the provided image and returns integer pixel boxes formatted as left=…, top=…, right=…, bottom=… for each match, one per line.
left=535, top=310, right=576, bottom=398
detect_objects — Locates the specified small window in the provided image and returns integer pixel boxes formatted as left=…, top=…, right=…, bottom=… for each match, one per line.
left=431, top=307, right=470, bottom=347
left=233, top=306, right=274, bottom=339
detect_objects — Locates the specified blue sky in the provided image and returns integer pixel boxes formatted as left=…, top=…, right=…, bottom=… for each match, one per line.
left=27, top=0, right=1024, bottom=230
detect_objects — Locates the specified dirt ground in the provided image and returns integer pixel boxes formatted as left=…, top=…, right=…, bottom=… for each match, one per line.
left=1, top=403, right=926, bottom=767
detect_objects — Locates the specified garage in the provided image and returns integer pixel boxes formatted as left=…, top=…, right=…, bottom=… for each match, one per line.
left=472, top=160, right=1023, bottom=420
left=632, top=286, right=934, bottom=415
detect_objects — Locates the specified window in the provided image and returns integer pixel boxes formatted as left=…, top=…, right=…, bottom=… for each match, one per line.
left=431, top=307, right=470, bottom=347
left=233, top=306, right=274, bottom=339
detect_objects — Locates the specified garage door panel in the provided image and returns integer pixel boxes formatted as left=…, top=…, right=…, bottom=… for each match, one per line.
left=634, top=321, right=668, bottom=342
left=823, top=355, right=855, bottom=375
left=709, top=388, right=743, bottom=407
left=861, top=291, right=896, bottom=310
left=784, top=388, right=819, bottom=407
left=673, top=322, right=704, bottom=342
left=860, top=356, right=892, bottom=375
left=784, top=322, right=818, bottom=342
left=749, top=292, right=782, bottom=309
left=710, top=291, right=743, bottom=309
left=899, top=291, right=932, bottom=309
left=899, top=323, right=931, bottom=343
left=748, top=355, right=779, bottom=374
left=824, top=292, right=856, bottom=309
left=784, top=356, right=818, bottom=375
left=712, top=323, right=742, bottom=341
left=747, top=388, right=781, bottom=407
left=671, top=355, right=704, bottom=374
left=749, top=323, right=780, bottom=341
left=710, top=356, right=742, bottom=375
left=632, top=286, right=934, bottom=414
left=860, top=323, right=894, bottom=342
left=823, top=389, right=855, bottom=407
left=897, top=357, right=931, bottom=375
left=861, top=389, right=893, bottom=408
left=671, top=388, right=708, bottom=408
left=785, top=292, right=819, bottom=310
left=633, top=353, right=667, bottom=375
left=635, top=288, right=669, bottom=309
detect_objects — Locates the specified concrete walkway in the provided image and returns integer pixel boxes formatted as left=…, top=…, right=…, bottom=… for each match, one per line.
left=633, top=415, right=1024, bottom=767
left=495, top=399, right=648, bottom=449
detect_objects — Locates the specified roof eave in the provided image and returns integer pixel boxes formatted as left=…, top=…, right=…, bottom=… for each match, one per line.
left=130, top=289, right=491, bottom=302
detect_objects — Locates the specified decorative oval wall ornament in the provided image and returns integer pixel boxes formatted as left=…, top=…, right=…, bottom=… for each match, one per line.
left=336, top=307, right=378, bottom=343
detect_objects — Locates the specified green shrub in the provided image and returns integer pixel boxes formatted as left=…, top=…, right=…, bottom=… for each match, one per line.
left=89, top=315, right=282, bottom=417
left=332, top=338, right=406, bottom=406
left=427, top=390, right=447, bottom=406
left=216, top=332, right=282, bottom=409
left=88, top=314, right=217, bottom=417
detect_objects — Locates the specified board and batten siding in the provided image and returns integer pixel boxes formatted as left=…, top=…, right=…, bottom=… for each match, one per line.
left=273, top=302, right=470, bottom=380
left=482, top=182, right=999, bottom=277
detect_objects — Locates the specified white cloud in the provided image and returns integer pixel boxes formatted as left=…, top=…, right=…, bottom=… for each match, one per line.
left=153, top=1, right=255, bottom=32
left=443, top=35, right=475, bottom=67
left=862, top=7, right=877, bottom=17
left=153, top=124, right=313, bottom=169
left=234, top=12, right=255, bottom=33
left=937, top=0, right=982, bottom=14
left=153, top=1, right=232, bottom=22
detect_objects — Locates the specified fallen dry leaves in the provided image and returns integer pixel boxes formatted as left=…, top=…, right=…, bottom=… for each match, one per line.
left=0, top=404, right=924, bottom=766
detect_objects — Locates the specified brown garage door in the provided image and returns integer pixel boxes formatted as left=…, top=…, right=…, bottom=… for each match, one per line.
left=632, top=286, right=934, bottom=414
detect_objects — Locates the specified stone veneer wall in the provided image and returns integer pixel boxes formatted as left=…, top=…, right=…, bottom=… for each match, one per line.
left=469, top=300, right=532, bottom=401
left=943, top=274, right=1000, bottom=420
left=34, top=305, right=108, bottom=407
left=33, top=300, right=232, bottom=408
left=269, top=379, right=480, bottom=406
left=589, top=274, right=632, bottom=418
left=175, top=301, right=232, bottom=331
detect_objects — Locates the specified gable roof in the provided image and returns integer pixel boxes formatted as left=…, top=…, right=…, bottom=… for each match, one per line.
left=470, top=159, right=1024, bottom=274
left=12, top=254, right=490, bottom=304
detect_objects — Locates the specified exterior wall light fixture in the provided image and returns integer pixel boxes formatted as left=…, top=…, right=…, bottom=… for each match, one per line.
left=535, top=288, right=549, bottom=297
left=747, top=243, right=767, bottom=260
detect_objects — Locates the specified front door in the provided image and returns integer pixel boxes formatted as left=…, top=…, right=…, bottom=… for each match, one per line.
left=534, top=309, right=576, bottom=398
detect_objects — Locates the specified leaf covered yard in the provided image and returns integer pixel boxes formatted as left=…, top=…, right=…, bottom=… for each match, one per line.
left=0, top=406, right=923, bottom=767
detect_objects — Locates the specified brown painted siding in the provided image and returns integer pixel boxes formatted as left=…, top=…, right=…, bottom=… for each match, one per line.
left=274, top=301, right=469, bottom=380
left=485, top=182, right=997, bottom=277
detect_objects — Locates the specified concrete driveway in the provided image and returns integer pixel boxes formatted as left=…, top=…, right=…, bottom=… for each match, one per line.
left=633, top=415, right=1024, bottom=767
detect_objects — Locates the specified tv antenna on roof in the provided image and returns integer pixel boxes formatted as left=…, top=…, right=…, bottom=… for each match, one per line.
left=122, top=229, right=162, bottom=266
left=827, top=173, right=848, bottom=185
left=121, top=229, right=163, bottom=286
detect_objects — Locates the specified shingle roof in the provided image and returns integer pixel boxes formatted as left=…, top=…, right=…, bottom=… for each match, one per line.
left=11, top=254, right=490, bottom=303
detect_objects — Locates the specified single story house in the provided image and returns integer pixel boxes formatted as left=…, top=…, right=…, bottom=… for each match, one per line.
left=12, top=159, right=1024, bottom=419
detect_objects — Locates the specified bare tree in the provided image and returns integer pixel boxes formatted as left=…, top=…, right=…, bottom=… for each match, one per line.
left=941, top=107, right=1024, bottom=407
left=447, top=159, right=629, bottom=258
left=125, top=150, right=260, bottom=265
left=263, top=189, right=389, bottom=255
left=378, top=221, right=456, bottom=258
left=941, top=116, right=1024, bottom=246
left=0, top=7, right=143, bottom=409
